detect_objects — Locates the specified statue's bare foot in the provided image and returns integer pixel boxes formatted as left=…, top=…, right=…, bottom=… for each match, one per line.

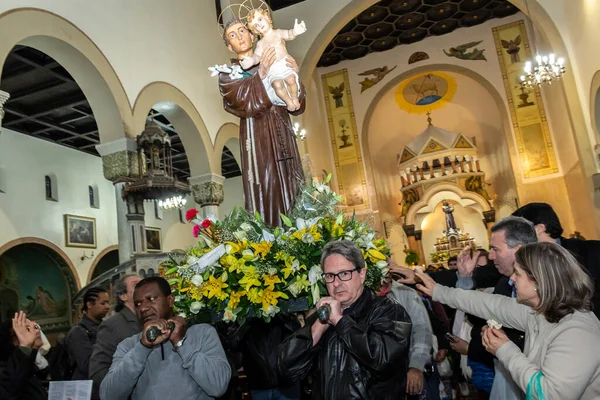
left=292, top=98, right=301, bottom=110
left=287, top=102, right=298, bottom=112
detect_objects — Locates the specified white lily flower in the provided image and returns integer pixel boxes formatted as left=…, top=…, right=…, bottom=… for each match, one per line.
left=223, top=308, right=237, bottom=322
left=264, top=305, right=280, bottom=318
left=308, top=265, right=323, bottom=285
left=375, top=260, right=388, bottom=269
left=311, top=284, right=321, bottom=304
left=191, top=274, right=204, bottom=287
left=240, top=223, right=253, bottom=232
left=189, top=301, right=203, bottom=314
left=302, top=233, right=315, bottom=244
left=288, top=283, right=300, bottom=297
left=178, top=311, right=187, bottom=318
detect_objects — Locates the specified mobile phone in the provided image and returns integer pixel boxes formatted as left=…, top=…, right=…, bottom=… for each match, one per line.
left=445, top=332, right=457, bottom=343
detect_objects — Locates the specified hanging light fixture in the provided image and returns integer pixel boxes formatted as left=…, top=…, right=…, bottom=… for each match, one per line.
left=520, top=0, right=566, bottom=88
left=293, top=122, right=307, bottom=141
left=159, top=195, right=187, bottom=210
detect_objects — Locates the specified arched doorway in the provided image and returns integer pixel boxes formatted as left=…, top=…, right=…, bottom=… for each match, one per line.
left=88, top=245, right=120, bottom=284
left=0, top=240, right=78, bottom=331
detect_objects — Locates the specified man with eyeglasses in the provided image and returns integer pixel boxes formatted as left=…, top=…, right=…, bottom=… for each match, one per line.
left=278, top=240, right=412, bottom=399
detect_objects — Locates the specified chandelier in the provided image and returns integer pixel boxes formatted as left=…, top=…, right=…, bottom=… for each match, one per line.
left=159, top=195, right=187, bottom=210
left=293, top=122, right=307, bottom=141
left=520, top=0, right=566, bottom=88
left=520, top=54, right=565, bottom=88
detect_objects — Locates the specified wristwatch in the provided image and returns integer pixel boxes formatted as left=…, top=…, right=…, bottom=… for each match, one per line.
left=172, top=337, right=186, bottom=352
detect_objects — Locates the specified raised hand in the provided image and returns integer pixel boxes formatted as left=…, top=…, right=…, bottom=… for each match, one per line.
left=293, top=19, right=307, bottom=36
left=415, top=271, right=436, bottom=297
left=457, top=247, right=480, bottom=277
left=12, top=311, right=41, bottom=348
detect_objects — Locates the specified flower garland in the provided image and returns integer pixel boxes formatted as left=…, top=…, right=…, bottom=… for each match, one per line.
left=163, top=175, right=390, bottom=324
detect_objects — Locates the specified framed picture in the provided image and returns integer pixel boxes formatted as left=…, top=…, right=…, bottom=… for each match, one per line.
left=145, top=227, right=162, bottom=252
left=64, top=214, right=97, bottom=248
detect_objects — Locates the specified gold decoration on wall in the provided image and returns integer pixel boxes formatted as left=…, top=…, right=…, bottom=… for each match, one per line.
left=322, top=69, right=369, bottom=210
left=395, top=71, right=457, bottom=114
left=493, top=21, right=559, bottom=179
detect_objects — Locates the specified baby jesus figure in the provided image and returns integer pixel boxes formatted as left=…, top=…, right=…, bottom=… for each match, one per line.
left=240, top=8, right=307, bottom=111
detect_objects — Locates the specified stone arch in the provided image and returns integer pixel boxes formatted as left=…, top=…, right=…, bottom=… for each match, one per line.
left=0, top=237, right=81, bottom=291
left=405, top=182, right=491, bottom=227
left=0, top=8, right=132, bottom=143
left=589, top=70, right=600, bottom=140
left=213, top=122, right=241, bottom=172
left=132, top=82, right=215, bottom=177
left=360, top=63, right=516, bottom=220
left=86, top=244, right=119, bottom=285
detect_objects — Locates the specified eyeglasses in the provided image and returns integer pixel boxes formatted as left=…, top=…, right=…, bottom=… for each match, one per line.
left=323, top=268, right=358, bottom=283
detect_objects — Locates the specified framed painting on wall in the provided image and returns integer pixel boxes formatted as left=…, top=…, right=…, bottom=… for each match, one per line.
left=145, top=227, right=162, bottom=253
left=64, top=214, right=97, bottom=248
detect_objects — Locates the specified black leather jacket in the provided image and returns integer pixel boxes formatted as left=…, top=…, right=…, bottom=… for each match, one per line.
left=230, top=314, right=300, bottom=390
left=278, top=289, right=412, bottom=399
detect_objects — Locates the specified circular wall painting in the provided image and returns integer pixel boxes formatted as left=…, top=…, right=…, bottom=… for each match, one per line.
left=395, top=71, right=456, bottom=114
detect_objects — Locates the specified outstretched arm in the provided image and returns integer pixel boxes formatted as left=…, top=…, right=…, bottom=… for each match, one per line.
left=280, top=19, right=307, bottom=41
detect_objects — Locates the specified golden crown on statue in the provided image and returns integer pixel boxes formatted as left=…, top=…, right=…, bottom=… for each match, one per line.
left=217, top=0, right=272, bottom=38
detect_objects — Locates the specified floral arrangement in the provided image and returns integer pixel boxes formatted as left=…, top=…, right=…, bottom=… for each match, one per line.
left=162, top=175, right=390, bottom=324
left=430, top=251, right=450, bottom=263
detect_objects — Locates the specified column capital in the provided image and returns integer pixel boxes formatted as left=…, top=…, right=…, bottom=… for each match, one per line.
left=0, top=90, right=10, bottom=127
left=403, top=224, right=416, bottom=237
left=188, top=173, right=226, bottom=186
left=96, top=138, right=140, bottom=182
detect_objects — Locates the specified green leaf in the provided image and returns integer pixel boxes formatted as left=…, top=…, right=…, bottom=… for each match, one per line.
left=280, top=214, right=293, bottom=228
left=165, top=267, right=179, bottom=275
left=334, top=195, right=344, bottom=202
left=326, top=173, right=332, bottom=183
left=335, top=213, right=343, bottom=225
left=167, top=278, right=179, bottom=286
left=274, top=227, right=281, bottom=238
left=254, top=211, right=263, bottom=223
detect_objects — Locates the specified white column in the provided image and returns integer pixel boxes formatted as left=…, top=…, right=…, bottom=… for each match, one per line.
left=0, top=90, right=10, bottom=134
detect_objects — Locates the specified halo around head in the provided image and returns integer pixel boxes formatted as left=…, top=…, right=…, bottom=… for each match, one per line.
left=217, top=0, right=272, bottom=38
left=217, top=3, right=251, bottom=39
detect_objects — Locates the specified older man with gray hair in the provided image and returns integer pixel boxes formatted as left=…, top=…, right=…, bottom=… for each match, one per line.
left=89, top=274, right=141, bottom=399
left=278, top=240, right=412, bottom=399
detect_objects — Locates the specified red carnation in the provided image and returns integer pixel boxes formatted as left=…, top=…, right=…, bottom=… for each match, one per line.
left=201, top=219, right=212, bottom=229
left=192, top=224, right=201, bottom=238
left=185, top=208, right=199, bottom=222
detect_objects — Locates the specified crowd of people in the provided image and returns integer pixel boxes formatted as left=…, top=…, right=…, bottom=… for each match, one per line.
left=0, top=202, right=598, bottom=400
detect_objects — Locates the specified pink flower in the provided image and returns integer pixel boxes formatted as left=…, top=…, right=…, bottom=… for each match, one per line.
left=186, top=208, right=200, bottom=222
left=192, top=224, right=201, bottom=238
left=201, top=219, right=212, bottom=229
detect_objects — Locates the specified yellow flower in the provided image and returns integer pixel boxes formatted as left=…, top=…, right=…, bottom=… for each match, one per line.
left=282, top=258, right=306, bottom=279
left=228, top=291, right=246, bottom=310
left=263, top=274, right=282, bottom=290
left=226, top=240, right=248, bottom=255
left=291, top=229, right=306, bottom=241
left=239, top=266, right=262, bottom=291
left=188, top=285, right=203, bottom=301
left=308, top=225, right=322, bottom=242
left=227, top=257, right=246, bottom=274
left=331, top=223, right=344, bottom=237
left=220, top=255, right=238, bottom=268
left=295, top=274, right=310, bottom=294
left=246, top=287, right=261, bottom=304
left=200, top=275, right=229, bottom=300
left=259, top=288, right=289, bottom=312
left=275, top=251, right=289, bottom=262
left=251, top=241, right=273, bottom=260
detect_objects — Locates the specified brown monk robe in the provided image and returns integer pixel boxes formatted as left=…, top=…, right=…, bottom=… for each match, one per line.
left=219, top=62, right=306, bottom=227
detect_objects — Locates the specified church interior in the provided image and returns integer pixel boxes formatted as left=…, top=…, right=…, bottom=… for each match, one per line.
left=0, top=0, right=598, bottom=351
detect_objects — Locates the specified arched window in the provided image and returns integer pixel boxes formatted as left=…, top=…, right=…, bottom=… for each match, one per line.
left=45, top=176, right=52, bottom=199
left=45, top=174, right=58, bottom=201
left=89, top=184, right=100, bottom=208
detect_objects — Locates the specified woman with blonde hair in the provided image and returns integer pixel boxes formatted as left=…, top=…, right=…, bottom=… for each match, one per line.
left=415, top=242, right=600, bottom=399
